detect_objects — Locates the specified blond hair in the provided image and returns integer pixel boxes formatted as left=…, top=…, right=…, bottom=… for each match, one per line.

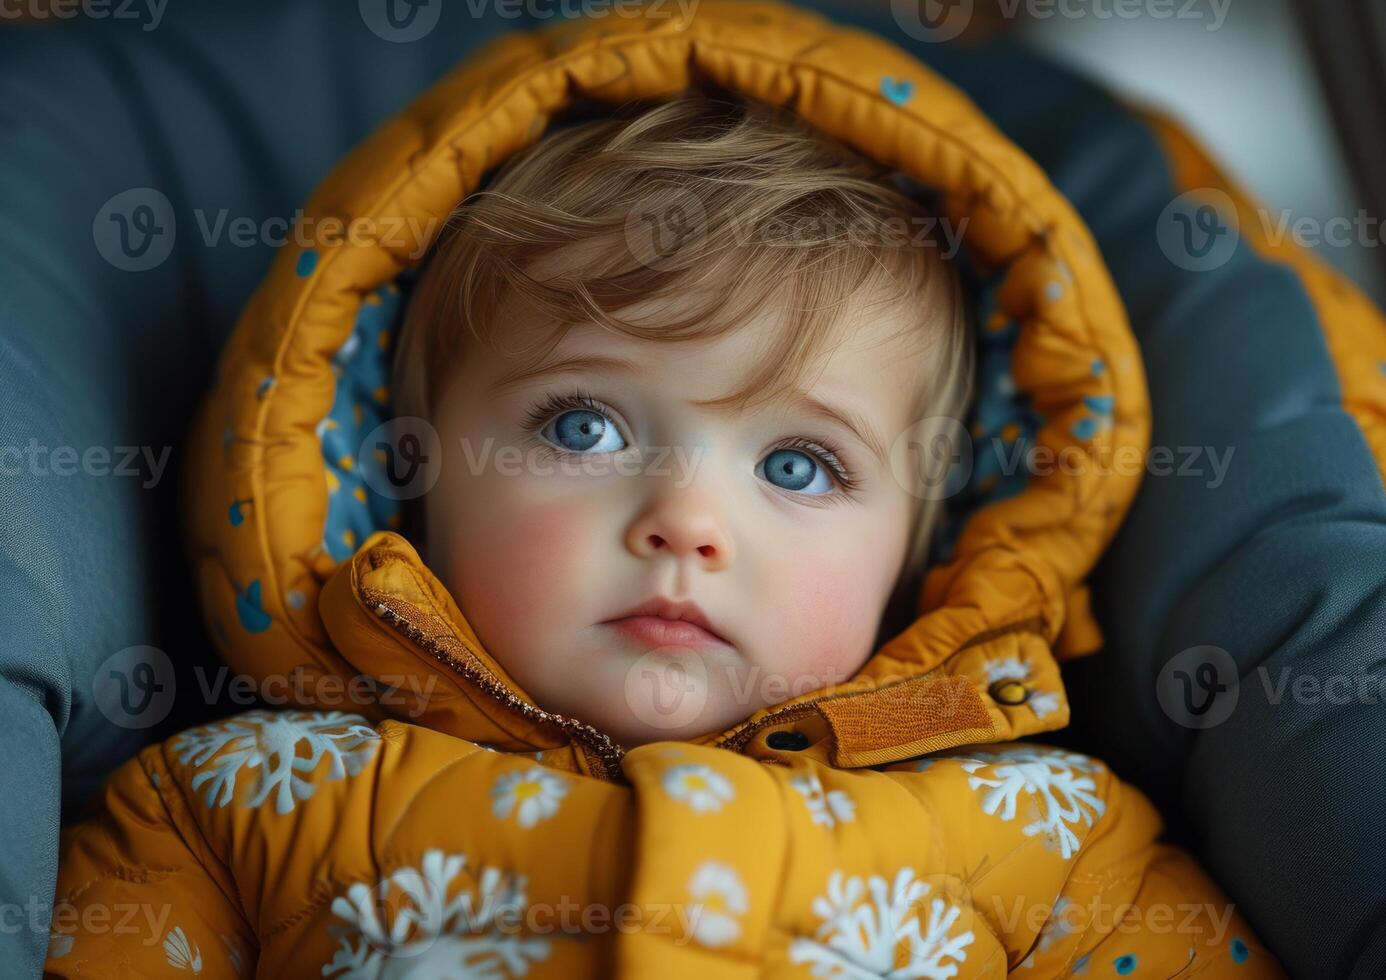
left=393, top=91, right=973, bottom=600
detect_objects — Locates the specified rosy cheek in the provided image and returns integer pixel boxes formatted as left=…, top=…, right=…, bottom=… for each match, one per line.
left=444, top=483, right=601, bottom=648
left=770, top=550, right=880, bottom=686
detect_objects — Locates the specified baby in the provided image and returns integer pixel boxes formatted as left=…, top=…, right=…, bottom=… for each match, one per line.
left=390, top=92, right=972, bottom=747
left=46, top=89, right=1282, bottom=979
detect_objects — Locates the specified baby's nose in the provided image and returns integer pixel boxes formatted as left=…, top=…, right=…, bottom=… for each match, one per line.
left=624, top=496, right=734, bottom=571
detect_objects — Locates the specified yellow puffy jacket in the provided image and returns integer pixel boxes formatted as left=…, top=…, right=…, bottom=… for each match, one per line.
left=47, top=3, right=1284, bottom=977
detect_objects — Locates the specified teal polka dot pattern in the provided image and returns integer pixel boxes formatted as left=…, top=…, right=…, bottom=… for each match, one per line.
left=319, top=279, right=410, bottom=561
left=927, top=257, right=1046, bottom=567
left=880, top=75, right=915, bottom=106
left=296, top=249, right=319, bottom=277
left=235, top=579, right=272, bottom=634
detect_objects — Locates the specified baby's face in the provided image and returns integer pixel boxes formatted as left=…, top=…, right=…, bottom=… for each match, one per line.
left=422, top=296, right=928, bottom=745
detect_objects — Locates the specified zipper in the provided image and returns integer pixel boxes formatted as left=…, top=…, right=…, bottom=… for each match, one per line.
left=363, top=560, right=1048, bottom=774
left=363, top=589, right=628, bottom=781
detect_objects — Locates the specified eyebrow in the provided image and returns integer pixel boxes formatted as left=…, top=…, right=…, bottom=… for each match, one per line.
left=488, top=353, right=889, bottom=466
left=776, top=390, right=890, bottom=467
left=487, top=354, right=645, bottom=394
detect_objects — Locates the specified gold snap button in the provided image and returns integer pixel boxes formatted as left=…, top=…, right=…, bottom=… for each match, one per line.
left=988, top=680, right=1030, bottom=706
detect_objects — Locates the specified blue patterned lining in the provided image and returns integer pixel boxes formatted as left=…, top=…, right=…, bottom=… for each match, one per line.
left=320, top=281, right=408, bottom=560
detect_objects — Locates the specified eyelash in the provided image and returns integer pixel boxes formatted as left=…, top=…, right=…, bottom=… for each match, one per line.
left=517, top=387, right=865, bottom=498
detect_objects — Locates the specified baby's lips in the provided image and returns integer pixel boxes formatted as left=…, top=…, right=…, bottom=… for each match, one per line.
left=604, top=615, right=730, bottom=649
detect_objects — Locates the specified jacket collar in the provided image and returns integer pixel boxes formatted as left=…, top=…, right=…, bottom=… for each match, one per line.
left=318, top=531, right=1057, bottom=780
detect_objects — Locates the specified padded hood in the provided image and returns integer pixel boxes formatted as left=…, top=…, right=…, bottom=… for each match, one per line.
left=183, top=0, right=1148, bottom=777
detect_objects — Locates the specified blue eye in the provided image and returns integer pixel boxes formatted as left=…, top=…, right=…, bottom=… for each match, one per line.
left=760, top=448, right=834, bottom=495
left=544, top=409, right=626, bottom=454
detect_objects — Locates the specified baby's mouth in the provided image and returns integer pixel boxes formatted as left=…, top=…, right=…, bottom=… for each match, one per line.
left=601, top=615, right=731, bottom=649
left=599, top=595, right=733, bottom=650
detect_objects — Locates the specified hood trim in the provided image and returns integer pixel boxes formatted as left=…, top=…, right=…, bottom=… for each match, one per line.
left=184, top=0, right=1150, bottom=763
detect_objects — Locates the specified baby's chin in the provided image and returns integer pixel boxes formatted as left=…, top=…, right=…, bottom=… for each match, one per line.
left=523, top=635, right=773, bottom=748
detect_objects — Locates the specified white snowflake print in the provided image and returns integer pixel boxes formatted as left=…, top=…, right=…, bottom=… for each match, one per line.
left=1017, top=897, right=1077, bottom=970
left=790, top=772, right=856, bottom=828
left=790, top=868, right=974, bottom=979
left=164, top=926, right=203, bottom=973
left=663, top=764, right=736, bottom=814
left=490, top=767, right=569, bottom=829
left=324, top=849, right=549, bottom=978
left=983, top=657, right=1060, bottom=718
left=686, top=861, right=749, bottom=948
left=171, top=711, right=380, bottom=814
left=959, top=749, right=1106, bottom=859
left=220, top=933, right=246, bottom=975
